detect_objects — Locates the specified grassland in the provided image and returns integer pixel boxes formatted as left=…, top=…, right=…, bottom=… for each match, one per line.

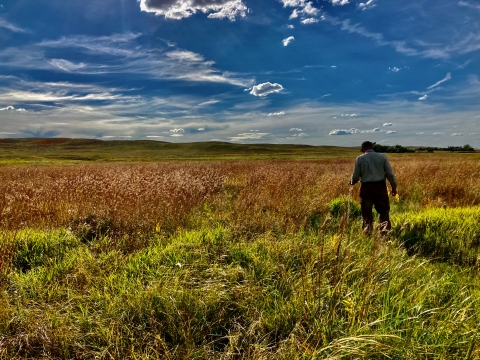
left=0, top=140, right=479, bottom=359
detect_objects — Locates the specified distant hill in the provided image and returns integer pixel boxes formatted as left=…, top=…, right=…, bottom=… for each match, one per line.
left=0, top=138, right=359, bottom=162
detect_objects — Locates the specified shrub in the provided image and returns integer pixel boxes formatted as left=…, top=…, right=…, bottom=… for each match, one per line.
left=328, top=197, right=361, bottom=219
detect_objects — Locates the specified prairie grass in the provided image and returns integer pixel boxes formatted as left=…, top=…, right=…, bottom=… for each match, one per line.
left=0, top=155, right=479, bottom=358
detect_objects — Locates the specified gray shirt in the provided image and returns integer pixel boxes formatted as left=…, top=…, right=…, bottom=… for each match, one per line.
left=350, top=150, right=397, bottom=190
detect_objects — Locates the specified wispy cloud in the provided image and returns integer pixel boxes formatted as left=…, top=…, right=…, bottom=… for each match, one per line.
left=358, top=0, right=376, bottom=10
left=0, top=18, right=28, bottom=33
left=418, top=95, right=428, bottom=101
left=0, top=33, right=254, bottom=87
left=427, top=73, right=452, bottom=90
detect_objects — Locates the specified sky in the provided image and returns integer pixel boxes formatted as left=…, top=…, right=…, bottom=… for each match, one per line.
left=0, top=0, right=479, bottom=147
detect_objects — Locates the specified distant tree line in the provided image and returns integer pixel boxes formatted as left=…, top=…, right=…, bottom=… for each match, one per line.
left=373, top=143, right=475, bottom=153
left=373, top=144, right=414, bottom=153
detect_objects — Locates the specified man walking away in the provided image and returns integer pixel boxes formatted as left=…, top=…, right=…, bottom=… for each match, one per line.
left=350, top=141, right=397, bottom=235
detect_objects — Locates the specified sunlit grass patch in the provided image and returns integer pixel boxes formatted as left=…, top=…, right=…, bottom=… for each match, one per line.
left=392, top=206, right=480, bottom=266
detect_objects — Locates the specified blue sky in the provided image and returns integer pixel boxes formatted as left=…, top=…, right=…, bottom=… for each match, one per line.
left=0, top=0, right=479, bottom=146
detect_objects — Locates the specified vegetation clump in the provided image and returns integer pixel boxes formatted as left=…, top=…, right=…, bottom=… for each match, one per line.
left=328, top=196, right=361, bottom=219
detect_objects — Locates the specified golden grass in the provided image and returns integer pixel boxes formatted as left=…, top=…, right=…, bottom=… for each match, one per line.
left=0, top=156, right=478, bottom=237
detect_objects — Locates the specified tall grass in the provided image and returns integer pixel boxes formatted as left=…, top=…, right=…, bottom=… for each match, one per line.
left=0, top=155, right=479, bottom=358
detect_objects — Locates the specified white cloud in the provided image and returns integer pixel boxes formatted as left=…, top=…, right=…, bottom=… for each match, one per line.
left=0, top=18, right=28, bottom=33
left=386, top=131, right=397, bottom=134
left=358, top=0, right=375, bottom=10
left=229, top=132, right=270, bottom=141
left=293, top=132, right=307, bottom=137
left=331, top=0, right=349, bottom=5
left=383, top=123, right=393, bottom=126
left=329, top=128, right=358, bottom=135
left=451, top=133, right=464, bottom=136
left=50, top=59, right=87, bottom=72
left=419, top=95, right=428, bottom=101
left=138, top=0, right=249, bottom=21
left=290, top=128, right=302, bottom=131
left=390, top=67, right=400, bottom=72
left=6, top=33, right=254, bottom=88
left=268, top=111, right=286, bottom=116
left=287, top=24, right=295, bottom=29
left=170, top=133, right=184, bottom=137
left=198, top=100, right=220, bottom=106
left=0, top=105, right=26, bottom=111
left=170, top=128, right=185, bottom=133
left=198, top=127, right=205, bottom=131
left=301, top=18, right=318, bottom=25
left=349, top=113, right=357, bottom=117
left=283, top=36, right=295, bottom=46
left=250, top=82, right=284, bottom=97
left=373, top=127, right=381, bottom=132
left=459, top=1, right=480, bottom=10
left=427, top=73, right=452, bottom=90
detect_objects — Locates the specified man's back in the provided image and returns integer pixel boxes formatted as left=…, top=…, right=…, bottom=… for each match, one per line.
left=351, top=149, right=396, bottom=188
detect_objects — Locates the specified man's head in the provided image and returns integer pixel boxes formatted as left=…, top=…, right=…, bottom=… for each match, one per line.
left=361, top=141, right=374, bottom=153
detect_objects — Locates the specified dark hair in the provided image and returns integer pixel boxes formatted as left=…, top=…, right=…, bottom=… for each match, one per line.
left=361, top=141, right=374, bottom=148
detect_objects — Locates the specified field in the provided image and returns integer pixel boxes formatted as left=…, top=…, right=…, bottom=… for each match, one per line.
left=0, top=141, right=480, bottom=359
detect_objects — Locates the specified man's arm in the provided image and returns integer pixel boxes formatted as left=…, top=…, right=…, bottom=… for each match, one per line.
left=384, top=158, right=397, bottom=195
left=350, top=158, right=361, bottom=185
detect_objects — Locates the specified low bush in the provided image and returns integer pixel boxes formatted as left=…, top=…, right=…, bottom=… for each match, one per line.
left=328, top=196, right=361, bottom=219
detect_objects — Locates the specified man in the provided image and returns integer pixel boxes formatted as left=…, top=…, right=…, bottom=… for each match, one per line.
left=350, top=141, right=397, bottom=234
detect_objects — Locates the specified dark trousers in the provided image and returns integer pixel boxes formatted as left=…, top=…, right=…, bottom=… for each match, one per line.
left=360, top=181, right=391, bottom=234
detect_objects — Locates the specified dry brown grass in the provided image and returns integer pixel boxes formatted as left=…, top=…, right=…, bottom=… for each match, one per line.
left=0, top=156, right=478, bottom=237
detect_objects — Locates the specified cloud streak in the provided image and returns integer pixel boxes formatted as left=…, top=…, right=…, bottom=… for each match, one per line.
left=0, top=33, right=254, bottom=87
left=427, top=73, right=452, bottom=89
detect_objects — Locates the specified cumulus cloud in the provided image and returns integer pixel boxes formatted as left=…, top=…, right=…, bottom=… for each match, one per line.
left=283, top=36, right=295, bottom=46
left=287, top=24, right=295, bottom=29
left=383, top=123, right=393, bottom=126
left=386, top=131, right=397, bottom=134
left=329, top=128, right=358, bottom=135
left=451, top=133, right=464, bottom=136
left=290, top=128, right=302, bottom=131
left=250, top=82, right=284, bottom=97
left=293, top=132, right=307, bottom=137
left=427, top=73, right=452, bottom=90
left=0, top=105, right=26, bottom=111
left=280, top=0, right=320, bottom=24
left=138, top=0, right=249, bottom=21
left=170, top=128, right=184, bottom=133
left=331, top=0, right=349, bottom=5
left=301, top=18, right=318, bottom=24
left=418, top=95, right=428, bottom=101
left=390, top=67, right=400, bottom=72
left=198, top=128, right=205, bottom=131
left=268, top=111, right=286, bottom=116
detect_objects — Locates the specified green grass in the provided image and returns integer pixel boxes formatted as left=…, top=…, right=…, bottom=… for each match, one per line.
left=1, top=210, right=480, bottom=358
